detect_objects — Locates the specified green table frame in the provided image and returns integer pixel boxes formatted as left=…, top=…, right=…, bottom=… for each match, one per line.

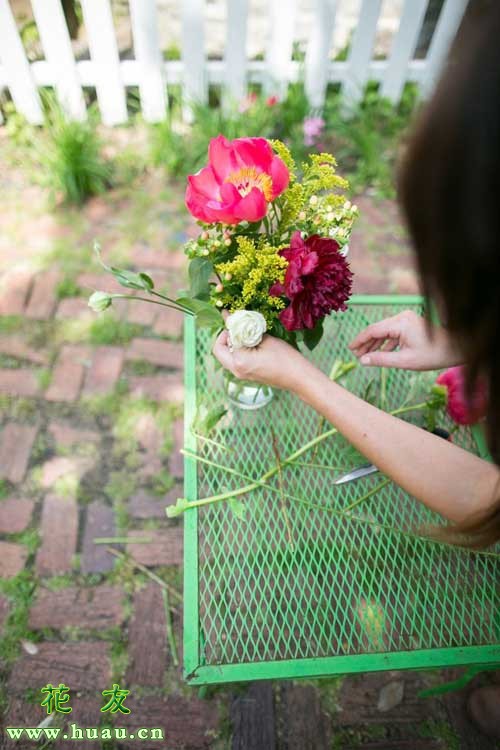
left=182, top=295, right=500, bottom=686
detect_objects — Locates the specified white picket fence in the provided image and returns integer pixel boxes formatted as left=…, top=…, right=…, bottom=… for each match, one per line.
left=0, top=0, right=468, bottom=127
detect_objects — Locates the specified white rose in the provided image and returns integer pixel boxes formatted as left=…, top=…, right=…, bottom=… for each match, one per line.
left=226, top=310, right=267, bottom=349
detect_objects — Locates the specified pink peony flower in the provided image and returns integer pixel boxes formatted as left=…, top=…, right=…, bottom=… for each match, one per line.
left=269, top=231, right=353, bottom=330
left=266, top=95, right=279, bottom=107
left=435, top=366, right=488, bottom=425
left=303, top=116, right=325, bottom=147
left=185, top=135, right=290, bottom=225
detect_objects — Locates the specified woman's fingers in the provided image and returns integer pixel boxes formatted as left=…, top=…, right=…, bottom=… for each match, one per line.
left=212, top=330, right=233, bottom=370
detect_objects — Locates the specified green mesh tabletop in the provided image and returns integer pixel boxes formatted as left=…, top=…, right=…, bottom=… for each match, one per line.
left=182, top=295, right=500, bottom=685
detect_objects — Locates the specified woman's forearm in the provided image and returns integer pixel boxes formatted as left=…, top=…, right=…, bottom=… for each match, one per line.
left=290, top=362, right=498, bottom=523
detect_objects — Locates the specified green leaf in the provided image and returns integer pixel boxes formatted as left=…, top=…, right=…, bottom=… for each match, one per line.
left=188, top=257, right=213, bottom=299
left=139, top=272, right=154, bottom=290
left=193, top=405, right=227, bottom=436
left=302, top=319, right=324, bottom=351
left=176, top=297, right=223, bottom=330
left=228, top=498, right=246, bottom=520
left=110, top=267, right=153, bottom=291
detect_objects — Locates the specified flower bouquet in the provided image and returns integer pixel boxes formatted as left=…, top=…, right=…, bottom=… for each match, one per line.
left=89, top=135, right=358, bottom=408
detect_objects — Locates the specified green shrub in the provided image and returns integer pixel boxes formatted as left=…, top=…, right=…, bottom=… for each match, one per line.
left=38, top=99, right=111, bottom=205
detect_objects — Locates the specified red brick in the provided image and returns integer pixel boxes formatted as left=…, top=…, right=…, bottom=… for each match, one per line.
left=127, top=299, right=157, bottom=326
left=126, top=584, right=167, bottom=687
left=80, top=501, right=116, bottom=574
left=36, top=495, right=78, bottom=576
left=128, top=486, right=181, bottom=519
left=25, top=269, right=61, bottom=319
left=120, top=695, right=219, bottom=749
left=153, top=307, right=184, bottom=337
left=0, top=541, right=28, bottom=577
left=128, top=374, right=184, bottom=403
left=55, top=296, right=93, bottom=320
left=6, top=696, right=103, bottom=750
left=0, top=368, right=40, bottom=397
left=0, top=267, right=34, bottom=315
left=0, top=497, right=34, bottom=533
left=48, top=421, right=100, bottom=447
left=77, top=271, right=125, bottom=295
left=126, top=528, right=182, bottom=566
left=0, top=596, right=9, bottom=633
left=0, top=335, right=48, bottom=365
left=0, top=423, right=38, bottom=483
left=169, top=418, right=184, bottom=478
left=40, top=455, right=95, bottom=490
left=8, top=641, right=111, bottom=693
left=29, top=584, right=124, bottom=630
left=82, top=346, right=124, bottom=396
left=45, top=345, right=91, bottom=402
left=126, top=337, right=183, bottom=369
left=131, top=245, right=186, bottom=270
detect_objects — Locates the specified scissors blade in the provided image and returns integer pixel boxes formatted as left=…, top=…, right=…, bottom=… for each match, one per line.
left=334, top=463, right=379, bottom=485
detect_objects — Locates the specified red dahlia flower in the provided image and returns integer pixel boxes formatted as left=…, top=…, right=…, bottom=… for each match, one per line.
left=435, top=366, right=488, bottom=425
left=269, top=231, right=353, bottom=331
left=185, top=135, right=289, bottom=225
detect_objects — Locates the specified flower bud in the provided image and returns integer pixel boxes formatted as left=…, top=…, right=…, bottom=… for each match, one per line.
left=213, top=240, right=221, bottom=248
left=309, top=195, right=318, bottom=206
left=215, top=283, right=224, bottom=293
left=344, top=200, right=351, bottom=210
left=224, top=238, right=232, bottom=246
left=224, top=273, right=232, bottom=281
left=201, top=231, right=209, bottom=241
left=202, top=248, right=210, bottom=256
left=215, top=299, right=224, bottom=307
left=298, top=211, right=307, bottom=221
left=88, top=291, right=113, bottom=312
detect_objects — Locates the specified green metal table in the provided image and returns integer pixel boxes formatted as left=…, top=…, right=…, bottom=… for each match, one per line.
left=182, top=295, right=500, bottom=685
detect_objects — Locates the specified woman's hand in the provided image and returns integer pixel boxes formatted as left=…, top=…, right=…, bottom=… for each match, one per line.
left=348, top=309, right=463, bottom=371
left=212, top=330, right=311, bottom=391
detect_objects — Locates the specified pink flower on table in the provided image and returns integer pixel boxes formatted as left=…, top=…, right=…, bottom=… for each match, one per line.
left=303, top=116, right=325, bottom=147
left=185, top=135, right=290, bottom=225
left=435, top=366, right=488, bottom=425
left=269, top=231, right=353, bottom=330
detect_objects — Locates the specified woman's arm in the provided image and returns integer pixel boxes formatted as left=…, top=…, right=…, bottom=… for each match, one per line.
left=213, top=331, right=498, bottom=524
left=293, top=359, right=497, bottom=523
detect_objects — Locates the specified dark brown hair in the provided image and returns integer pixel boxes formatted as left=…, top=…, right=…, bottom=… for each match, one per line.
left=398, top=4, right=500, bottom=547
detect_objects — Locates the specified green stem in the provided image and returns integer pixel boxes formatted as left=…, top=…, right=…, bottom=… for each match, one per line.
left=94, top=536, right=151, bottom=544
left=180, top=399, right=432, bottom=510
left=180, top=451, right=500, bottom=559
left=106, top=547, right=183, bottom=602
left=113, top=294, right=194, bottom=315
left=162, top=587, right=179, bottom=666
left=342, top=479, right=391, bottom=512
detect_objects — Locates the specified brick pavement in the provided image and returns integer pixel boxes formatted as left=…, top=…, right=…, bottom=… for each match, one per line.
left=0, top=184, right=487, bottom=749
